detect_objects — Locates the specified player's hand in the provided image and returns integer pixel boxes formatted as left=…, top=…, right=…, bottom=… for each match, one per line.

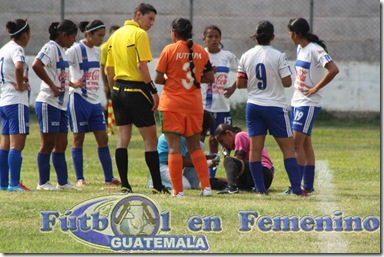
left=224, top=85, right=236, bottom=98
left=70, top=80, right=84, bottom=89
left=152, top=93, right=159, bottom=111
left=304, top=86, right=319, bottom=97
left=51, top=85, right=61, bottom=97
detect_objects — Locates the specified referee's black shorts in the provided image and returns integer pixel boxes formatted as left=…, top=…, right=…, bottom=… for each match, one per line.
left=112, top=80, right=156, bottom=127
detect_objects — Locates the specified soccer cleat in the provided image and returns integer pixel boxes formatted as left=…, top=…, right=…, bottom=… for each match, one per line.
left=56, top=181, right=81, bottom=190
left=152, top=186, right=171, bottom=195
left=172, top=191, right=185, bottom=197
left=37, top=181, right=59, bottom=190
left=120, top=186, right=133, bottom=194
left=281, top=187, right=293, bottom=195
left=76, top=179, right=86, bottom=187
left=217, top=185, right=239, bottom=194
left=200, top=187, right=212, bottom=197
left=8, top=181, right=31, bottom=192
left=105, top=177, right=121, bottom=185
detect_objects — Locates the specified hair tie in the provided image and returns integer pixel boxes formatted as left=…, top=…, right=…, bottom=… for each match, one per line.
left=9, top=22, right=28, bottom=36
left=86, top=24, right=106, bottom=33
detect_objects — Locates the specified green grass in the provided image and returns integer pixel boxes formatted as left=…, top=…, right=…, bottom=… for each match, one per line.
left=0, top=117, right=380, bottom=253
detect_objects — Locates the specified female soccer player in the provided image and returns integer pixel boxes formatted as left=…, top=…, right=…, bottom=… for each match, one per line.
left=155, top=17, right=215, bottom=197
left=32, top=19, right=80, bottom=190
left=287, top=18, right=339, bottom=193
left=0, top=19, right=31, bottom=192
left=201, top=25, right=239, bottom=179
left=214, top=124, right=274, bottom=194
left=237, top=20, right=305, bottom=196
left=66, top=20, right=120, bottom=187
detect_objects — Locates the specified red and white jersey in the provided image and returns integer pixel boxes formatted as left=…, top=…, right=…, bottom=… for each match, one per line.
left=0, top=41, right=29, bottom=107
left=35, top=40, right=70, bottom=110
left=66, top=41, right=101, bottom=104
left=291, top=42, right=333, bottom=107
left=237, top=45, right=292, bottom=108
left=201, top=48, right=238, bottom=112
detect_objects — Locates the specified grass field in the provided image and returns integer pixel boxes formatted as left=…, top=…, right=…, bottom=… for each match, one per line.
left=0, top=116, right=380, bottom=253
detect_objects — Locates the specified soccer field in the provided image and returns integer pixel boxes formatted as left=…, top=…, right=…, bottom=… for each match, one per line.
left=0, top=118, right=380, bottom=253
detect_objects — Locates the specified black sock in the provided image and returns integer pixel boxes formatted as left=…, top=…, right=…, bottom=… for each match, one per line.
left=145, top=151, right=162, bottom=190
left=115, top=148, right=130, bottom=188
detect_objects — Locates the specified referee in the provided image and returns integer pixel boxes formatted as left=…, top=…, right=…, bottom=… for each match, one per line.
left=106, top=3, right=167, bottom=194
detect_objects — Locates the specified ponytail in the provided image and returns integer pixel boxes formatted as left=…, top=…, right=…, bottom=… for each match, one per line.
left=306, top=33, right=327, bottom=52
left=187, top=39, right=200, bottom=88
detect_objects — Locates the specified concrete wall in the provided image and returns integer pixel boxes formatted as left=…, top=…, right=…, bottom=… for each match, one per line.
left=25, top=57, right=380, bottom=113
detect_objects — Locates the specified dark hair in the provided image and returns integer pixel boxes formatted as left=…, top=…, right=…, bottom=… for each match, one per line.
left=79, top=20, right=105, bottom=34
left=287, top=18, right=327, bottom=52
left=172, top=17, right=200, bottom=88
left=109, top=25, right=120, bottom=34
left=6, top=19, right=30, bottom=39
left=49, top=19, right=78, bottom=40
left=203, top=25, right=224, bottom=49
left=134, top=3, right=157, bottom=18
left=251, top=20, right=274, bottom=45
left=214, top=123, right=242, bottom=136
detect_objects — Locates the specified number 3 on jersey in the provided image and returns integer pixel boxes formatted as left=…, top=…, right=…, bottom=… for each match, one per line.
left=255, top=63, right=267, bottom=90
left=181, top=62, right=194, bottom=90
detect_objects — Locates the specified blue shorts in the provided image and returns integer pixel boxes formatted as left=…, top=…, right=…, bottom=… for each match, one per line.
left=290, top=106, right=321, bottom=136
left=35, top=102, right=68, bottom=133
left=246, top=103, right=293, bottom=138
left=209, top=111, right=232, bottom=135
left=0, top=104, right=29, bottom=135
left=68, top=93, right=106, bottom=133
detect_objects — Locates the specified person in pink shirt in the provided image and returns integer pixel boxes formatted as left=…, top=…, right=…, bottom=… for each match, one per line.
left=214, top=123, right=274, bottom=194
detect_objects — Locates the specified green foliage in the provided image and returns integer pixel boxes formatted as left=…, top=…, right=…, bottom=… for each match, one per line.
left=0, top=118, right=380, bottom=253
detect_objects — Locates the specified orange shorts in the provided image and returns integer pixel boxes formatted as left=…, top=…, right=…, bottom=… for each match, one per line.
left=160, top=111, right=203, bottom=137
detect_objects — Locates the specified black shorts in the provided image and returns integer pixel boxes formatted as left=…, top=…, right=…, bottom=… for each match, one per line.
left=234, top=159, right=273, bottom=190
left=112, top=80, right=156, bottom=127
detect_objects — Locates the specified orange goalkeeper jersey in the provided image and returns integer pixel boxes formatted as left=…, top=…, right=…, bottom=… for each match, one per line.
left=156, top=40, right=212, bottom=114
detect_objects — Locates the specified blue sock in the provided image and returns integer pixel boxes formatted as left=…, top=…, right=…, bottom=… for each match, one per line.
left=72, top=148, right=84, bottom=181
left=8, top=149, right=22, bottom=187
left=303, top=165, right=315, bottom=191
left=98, top=146, right=113, bottom=182
left=0, top=149, right=9, bottom=187
left=52, top=152, right=68, bottom=185
left=37, top=152, right=51, bottom=185
left=298, top=165, right=305, bottom=184
left=249, top=161, right=267, bottom=193
left=284, top=158, right=302, bottom=195
left=208, top=167, right=217, bottom=178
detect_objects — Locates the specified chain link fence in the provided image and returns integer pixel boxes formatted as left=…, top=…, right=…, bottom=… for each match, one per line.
left=0, top=0, right=380, bottom=62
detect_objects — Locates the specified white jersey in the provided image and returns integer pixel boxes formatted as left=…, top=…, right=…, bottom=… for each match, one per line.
left=66, top=41, right=101, bottom=104
left=0, top=41, right=30, bottom=107
left=35, top=40, right=70, bottom=110
left=201, top=48, right=238, bottom=112
left=238, top=45, right=292, bottom=108
left=291, top=42, right=333, bottom=107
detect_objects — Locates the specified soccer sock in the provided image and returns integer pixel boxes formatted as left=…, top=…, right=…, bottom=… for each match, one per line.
left=168, top=153, right=183, bottom=195
left=223, top=157, right=238, bottom=186
left=37, top=152, right=51, bottom=185
left=115, top=148, right=129, bottom=188
left=8, top=149, right=22, bottom=187
left=249, top=161, right=267, bottom=193
left=303, top=165, right=315, bottom=191
left=98, top=146, right=114, bottom=182
left=52, top=152, right=68, bottom=185
left=298, top=165, right=305, bottom=184
left=71, top=148, right=84, bottom=181
left=190, top=149, right=210, bottom=190
left=145, top=151, right=162, bottom=191
left=284, top=158, right=302, bottom=195
left=0, top=149, right=9, bottom=187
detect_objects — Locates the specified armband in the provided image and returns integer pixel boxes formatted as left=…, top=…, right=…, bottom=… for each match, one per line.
left=147, top=80, right=158, bottom=94
left=237, top=72, right=247, bottom=79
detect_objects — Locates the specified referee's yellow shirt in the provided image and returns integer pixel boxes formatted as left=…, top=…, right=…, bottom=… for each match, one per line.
left=106, top=20, right=153, bottom=82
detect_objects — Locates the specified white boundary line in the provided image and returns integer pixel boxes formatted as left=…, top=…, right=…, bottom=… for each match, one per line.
left=316, top=160, right=348, bottom=253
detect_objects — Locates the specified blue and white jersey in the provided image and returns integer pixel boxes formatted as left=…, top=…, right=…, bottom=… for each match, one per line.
left=0, top=40, right=29, bottom=107
left=35, top=40, right=70, bottom=110
left=201, top=48, right=238, bottom=112
left=238, top=45, right=292, bottom=108
left=291, top=42, right=333, bottom=107
left=66, top=41, right=101, bottom=104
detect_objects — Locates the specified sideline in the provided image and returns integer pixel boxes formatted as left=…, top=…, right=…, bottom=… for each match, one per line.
left=315, top=160, right=348, bottom=253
